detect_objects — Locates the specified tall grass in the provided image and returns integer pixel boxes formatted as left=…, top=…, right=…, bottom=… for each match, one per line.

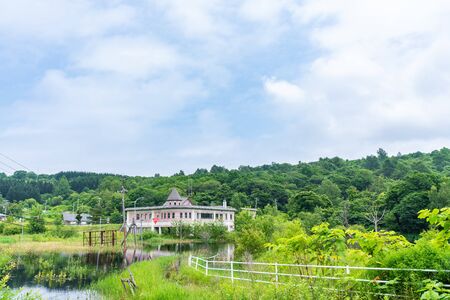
left=93, top=256, right=365, bottom=300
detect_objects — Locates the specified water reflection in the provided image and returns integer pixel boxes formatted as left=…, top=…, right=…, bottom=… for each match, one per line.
left=9, top=242, right=234, bottom=297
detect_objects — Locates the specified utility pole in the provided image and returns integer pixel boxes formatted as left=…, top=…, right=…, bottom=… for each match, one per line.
left=120, top=185, right=128, bottom=249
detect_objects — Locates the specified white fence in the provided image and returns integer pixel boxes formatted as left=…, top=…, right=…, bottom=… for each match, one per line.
left=188, top=255, right=450, bottom=289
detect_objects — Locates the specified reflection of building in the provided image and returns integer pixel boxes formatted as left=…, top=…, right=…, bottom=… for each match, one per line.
left=0, top=213, right=6, bottom=221
left=126, top=188, right=236, bottom=233
left=62, top=212, right=92, bottom=225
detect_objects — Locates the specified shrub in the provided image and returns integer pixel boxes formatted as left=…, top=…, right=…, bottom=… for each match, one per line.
left=369, top=242, right=450, bottom=296
left=51, top=225, right=77, bottom=239
left=141, top=230, right=158, bottom=240
left=2, top=225, right=21, bottom=235
left=27, top=206, right=46, bottom=234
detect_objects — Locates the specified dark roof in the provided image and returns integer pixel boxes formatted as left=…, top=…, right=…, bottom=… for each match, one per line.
left=167, top=188, right=183, bottom=201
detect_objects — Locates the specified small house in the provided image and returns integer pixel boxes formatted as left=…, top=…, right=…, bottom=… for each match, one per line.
left=62, top=212, right=92, bottom=225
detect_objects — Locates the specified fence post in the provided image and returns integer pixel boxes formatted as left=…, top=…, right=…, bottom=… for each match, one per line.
left=206, top=261, right=209, bottom=276
left=346, top=265, right=350, bottom=275
left=231, top=261, right=234, bottom=283
left=188, top=255, right=192, bottom=267
left=275, top=262, right=279, bottom=287
left=196, top=257, right=199, bottom=270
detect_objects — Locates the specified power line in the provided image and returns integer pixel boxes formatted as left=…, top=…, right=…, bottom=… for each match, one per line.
left=0, top=165, right=9, bottom=173
left=0, top=160, right=17, bottom=172
left=0, top=152, right=32, bottom=171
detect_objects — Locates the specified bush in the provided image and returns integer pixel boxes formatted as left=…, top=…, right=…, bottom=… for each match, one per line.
left=51, top=225, right=77, bottom=239
left=0, top=223, right=4, bottom=233
left=141, top=230, right=158, bottom=240
left=2, top=225, right=21, bottom=235
left=372, top=242, right=450, bottom=295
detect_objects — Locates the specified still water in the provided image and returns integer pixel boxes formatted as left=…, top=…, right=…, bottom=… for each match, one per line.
left=9, top=242, right=234, bottom=300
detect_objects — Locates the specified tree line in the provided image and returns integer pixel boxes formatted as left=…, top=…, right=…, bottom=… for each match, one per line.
left=0, top=148, right=448, bottom=236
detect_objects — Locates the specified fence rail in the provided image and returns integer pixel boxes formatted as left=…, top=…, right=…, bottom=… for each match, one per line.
left=188, top=255, right=450, bottom=289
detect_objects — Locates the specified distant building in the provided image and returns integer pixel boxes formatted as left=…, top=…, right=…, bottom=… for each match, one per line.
left=126, top=188, right=236, bottom=233
left=0, top=213, right=6, bottom=221
left=241, top=208, right=257, bottom=218
left=62, top=212, right=92, bottom=225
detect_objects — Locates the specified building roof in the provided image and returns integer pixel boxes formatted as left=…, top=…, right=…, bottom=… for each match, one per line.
left=125, top=205, right=236, bottom=212
left=62, top=212, right=92, bottom=222
left=167, top=188, right=183, bottom=201
left=125, top=187, right=236, bottom=212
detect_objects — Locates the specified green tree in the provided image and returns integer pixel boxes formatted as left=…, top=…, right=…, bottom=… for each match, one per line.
left=110, top=210, right=123, bottom=224
left=27, top=206, right=46, bottom=234
left=288, top=191, right=328, bottom=215
left=54, top=176, right=71, bottom=198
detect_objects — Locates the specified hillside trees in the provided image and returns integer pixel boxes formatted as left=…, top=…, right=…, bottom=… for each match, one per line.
left=0, top=148, right=447, bottom=234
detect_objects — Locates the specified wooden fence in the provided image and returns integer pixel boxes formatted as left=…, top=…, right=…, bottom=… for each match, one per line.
left=83, top=230, right=118, bottom=246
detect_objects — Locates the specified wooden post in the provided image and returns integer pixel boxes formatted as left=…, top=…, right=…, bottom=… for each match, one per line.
left=188, top=255, right=192, bottom=267
left=206, top=261, right=209, bottom=276
left=196, top=257, right=199, bottom=270
left=112, top=231, right=115, bottom=246
left=346, top=265, right=350, bottom=275
left=89, top=231, right=92, bottom=246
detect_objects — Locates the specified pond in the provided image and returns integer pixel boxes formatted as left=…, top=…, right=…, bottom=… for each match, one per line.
left=9, top=242, right=234, bottom=300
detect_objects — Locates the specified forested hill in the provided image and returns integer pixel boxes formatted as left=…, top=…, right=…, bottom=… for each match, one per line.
left=0, top=148, right=449, bottom=235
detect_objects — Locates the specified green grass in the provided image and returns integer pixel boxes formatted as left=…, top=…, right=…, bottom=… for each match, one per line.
left=93, top=256, right=353, bottom=300
left=94, top=256, right=217, bottom=299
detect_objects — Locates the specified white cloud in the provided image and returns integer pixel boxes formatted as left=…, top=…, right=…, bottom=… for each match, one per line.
left=1, top=70, right=205, bottom=175
left=239, top=0, right=291, bottom=23
left=265, top=0, right=450, bottom=152
left=153, top=0, right=232, bottom=39
left=264, top=78, right=305, bottom=106
left=75, top=36, right=181, bottom=78
left=0, top=0, right=135, bottom=41
left=1, top=0, right=450, bottom=175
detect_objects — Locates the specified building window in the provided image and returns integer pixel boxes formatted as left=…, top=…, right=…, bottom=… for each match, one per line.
left=180, top=212, right=183, bottom=219
left=172, top=213, right=175, bottom=218
left=230, top=214, right=233, bottom=220
left=200, top=213, right=214, bottom=219
left=189, top=212, right=192, bottom=218
left=197, top=213, right=200, bottom=219
left=136, top=214, right=140, bottom=220
left=225, top=214, right=227, bottom=220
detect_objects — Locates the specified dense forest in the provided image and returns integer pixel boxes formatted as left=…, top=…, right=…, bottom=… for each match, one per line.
left=0, top=148, right=449, bottom=236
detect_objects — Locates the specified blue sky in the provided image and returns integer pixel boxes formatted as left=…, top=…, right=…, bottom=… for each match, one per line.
left=0, top=0, right=449, bottom=176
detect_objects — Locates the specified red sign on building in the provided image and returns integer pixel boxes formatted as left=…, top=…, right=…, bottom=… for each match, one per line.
left=153, top=217, right=159, bottom=224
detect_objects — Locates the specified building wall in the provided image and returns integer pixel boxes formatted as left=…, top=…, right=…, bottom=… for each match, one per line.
left=126, top=208, right=235, bottom=231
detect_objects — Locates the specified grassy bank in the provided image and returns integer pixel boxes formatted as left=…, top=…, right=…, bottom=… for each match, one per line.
left=93, top=256, right=361, bottom=300
left=0, top=224, right=201, bottom=253
left=0, top=224, right=123, bottom=253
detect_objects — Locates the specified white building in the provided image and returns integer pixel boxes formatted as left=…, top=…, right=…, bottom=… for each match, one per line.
left=126, top=188, right=236, bottom=233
